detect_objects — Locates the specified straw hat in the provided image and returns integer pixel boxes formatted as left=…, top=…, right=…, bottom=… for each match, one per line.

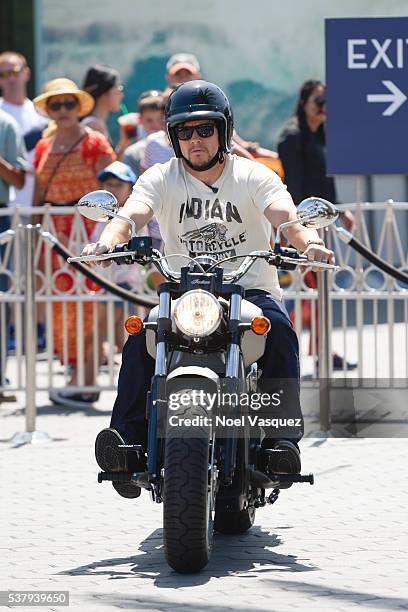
left=33, top=78, right=95, bottom=118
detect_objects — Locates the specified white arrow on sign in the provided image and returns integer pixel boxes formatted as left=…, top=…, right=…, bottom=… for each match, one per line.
left=367, top=80, right=407, bottom=116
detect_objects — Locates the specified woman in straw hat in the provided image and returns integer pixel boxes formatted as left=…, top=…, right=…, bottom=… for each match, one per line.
left=32, top=77, right=115, bottom=407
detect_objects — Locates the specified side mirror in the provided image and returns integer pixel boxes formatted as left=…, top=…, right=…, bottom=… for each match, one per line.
left=76, top=190, right=119, bottom=222
left=297, top=197, right=339, bottom=228
left=76, top=190, right=137, bottom=237
left=274, top=197, right=339, bottom=253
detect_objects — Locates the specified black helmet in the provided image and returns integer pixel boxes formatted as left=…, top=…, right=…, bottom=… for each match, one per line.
left=165, top=80, right=234, bottom=161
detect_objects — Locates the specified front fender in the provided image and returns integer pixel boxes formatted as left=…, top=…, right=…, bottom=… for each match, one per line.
left=166, top=366, right=219, bottom=388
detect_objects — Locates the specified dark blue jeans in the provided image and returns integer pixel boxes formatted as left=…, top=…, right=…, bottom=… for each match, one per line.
left=110, top=290, right=303, bottom=446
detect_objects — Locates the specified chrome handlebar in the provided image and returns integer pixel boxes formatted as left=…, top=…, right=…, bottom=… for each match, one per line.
left=68, top=248, right=338, bottom=283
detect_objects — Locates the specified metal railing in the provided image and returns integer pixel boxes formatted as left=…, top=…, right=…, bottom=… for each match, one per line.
left=282, top=201, right=408, bottom=381
left=1, top=203, right=407, bottom=403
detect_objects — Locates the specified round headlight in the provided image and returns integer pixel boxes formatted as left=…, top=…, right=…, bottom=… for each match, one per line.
left=174, top=290, right=222, bottom=338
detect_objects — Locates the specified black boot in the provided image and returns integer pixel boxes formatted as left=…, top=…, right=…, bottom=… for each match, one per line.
left=266, top=440, right=301, bottom=489
left=95, top=428, right=146, bottom=499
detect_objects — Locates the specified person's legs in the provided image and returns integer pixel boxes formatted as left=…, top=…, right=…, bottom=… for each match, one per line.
left=108, top=292, right=302, bottom=448
left=109, top=330, right=154, bottom=447
left=244, top=291, right=303, bottom=482
left=245, top=291, right=302, bottom=427
left=95, top=330, right=154, bottom=497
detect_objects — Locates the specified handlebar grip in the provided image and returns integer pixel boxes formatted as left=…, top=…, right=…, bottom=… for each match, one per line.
left=111, top=236, right=154, bottom=265
left=279, top=247, right=301, bottom=258
left=112, top=243, right=128, bottom=254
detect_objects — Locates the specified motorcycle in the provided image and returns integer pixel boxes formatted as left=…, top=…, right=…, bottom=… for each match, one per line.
left=69, top=193, right=338, bottom=574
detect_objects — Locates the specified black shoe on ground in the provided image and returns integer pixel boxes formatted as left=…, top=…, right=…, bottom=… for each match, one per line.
left=50, top=389, right=100, bottom=409
left=267, top=440, right=301, bottom=489
left=332, top=353, right=357, bottom=371
left=95, top=428, right=145, bottom=499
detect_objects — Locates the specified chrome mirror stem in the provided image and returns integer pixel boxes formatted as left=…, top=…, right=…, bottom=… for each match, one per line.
left=111, top=212, right=137, bottom=239
left=274, top=214, right=316, bottom=253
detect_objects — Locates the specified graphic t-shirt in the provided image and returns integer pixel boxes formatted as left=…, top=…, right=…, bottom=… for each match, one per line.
left=127, top=154, right=292, bottom=298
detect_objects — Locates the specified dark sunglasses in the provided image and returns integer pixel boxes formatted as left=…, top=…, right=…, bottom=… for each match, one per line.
left=312, top=95, right=326, bottom=109
left=175, top=123, right=216, bottom=140
left=0, top=65, right=26, bottom=79
left=47, top=99, right=78, bottom=112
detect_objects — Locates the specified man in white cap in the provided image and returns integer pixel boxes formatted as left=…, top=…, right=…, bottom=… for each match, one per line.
left=165, top=53, right=201, bottom=88
left=165, top=52, right=269, bottom=161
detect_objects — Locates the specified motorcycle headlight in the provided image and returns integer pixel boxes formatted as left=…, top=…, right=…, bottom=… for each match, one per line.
left=174, top=290, right=222, bottom=338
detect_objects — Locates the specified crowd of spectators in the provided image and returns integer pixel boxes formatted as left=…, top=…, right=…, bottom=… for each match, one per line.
left=0, top=48, right=347, bottom=406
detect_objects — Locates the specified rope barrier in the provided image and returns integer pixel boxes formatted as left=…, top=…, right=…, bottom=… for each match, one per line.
left=335, top=226, right=408, bottom=285
left=45, top=235, right=159, bottom=307
left=48, top=228, right=408, bottom=305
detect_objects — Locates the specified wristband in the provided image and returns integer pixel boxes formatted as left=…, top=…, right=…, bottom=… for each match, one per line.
left=305, top=239, right=325, bottom=247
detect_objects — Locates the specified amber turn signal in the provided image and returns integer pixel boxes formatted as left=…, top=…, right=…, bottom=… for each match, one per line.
left=124, top=315, right=144, bottom=335
left=251, top=316, right=271, bottom=335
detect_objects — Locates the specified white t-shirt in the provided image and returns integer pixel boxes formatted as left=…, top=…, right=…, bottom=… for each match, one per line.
left=141, top=130, right=174, bottom=242
left=0, top=98, right=47, bottom=209
left=141, top=130, right=173, bottom=170
left=128, top=154, right=292, bottom=298
left=122, top=138, right=146, bottom=177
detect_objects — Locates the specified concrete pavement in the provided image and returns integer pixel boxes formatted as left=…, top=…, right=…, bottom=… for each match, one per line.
left=1, top=389, right=408, bottom=611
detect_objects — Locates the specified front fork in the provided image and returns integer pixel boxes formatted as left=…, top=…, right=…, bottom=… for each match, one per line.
left=147, top=289, right=247, bottom=495
left=147, top=289, right=171, bottom=500
left=222, top=292, right=244, bottom=485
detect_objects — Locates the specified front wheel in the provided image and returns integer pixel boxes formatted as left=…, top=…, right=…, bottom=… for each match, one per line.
left=163, top=397, right=214, bottom=573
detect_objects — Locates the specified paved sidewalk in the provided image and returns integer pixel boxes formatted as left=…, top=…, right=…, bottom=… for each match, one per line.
left=1, top=390, right=408, bottom=612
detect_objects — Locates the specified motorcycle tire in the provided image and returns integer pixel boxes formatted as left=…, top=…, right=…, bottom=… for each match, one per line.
left=214, top=506, right=256, bottom=534
left=163, top=394, right=214, bottom=573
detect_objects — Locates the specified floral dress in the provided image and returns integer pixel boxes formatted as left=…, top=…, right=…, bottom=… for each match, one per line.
left=33, top=129, right=115, bottom=365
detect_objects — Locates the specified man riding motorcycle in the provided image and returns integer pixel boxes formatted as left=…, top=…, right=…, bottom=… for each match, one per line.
left=82, top=80, right=334, bottom=498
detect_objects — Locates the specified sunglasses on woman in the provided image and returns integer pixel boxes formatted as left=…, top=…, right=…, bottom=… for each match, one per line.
left=312, top=95, right=326, bottom=109
left=47, top=99, right=78, bottom=112
left=175, top=123, right=216, bottom=140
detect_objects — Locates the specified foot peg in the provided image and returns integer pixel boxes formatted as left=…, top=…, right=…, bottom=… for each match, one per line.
left=250, top=469, right=314, bottom=488
left=273, top=473, right=314, bottom=485
left=98, top=470, right=150, bottom=489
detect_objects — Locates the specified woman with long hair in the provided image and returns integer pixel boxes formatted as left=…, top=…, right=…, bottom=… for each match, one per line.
left=278, top=79, right=336, bottom=206
left=278, top=79, right=355, bottom=370
left=81, top=64, right=123, bottom=143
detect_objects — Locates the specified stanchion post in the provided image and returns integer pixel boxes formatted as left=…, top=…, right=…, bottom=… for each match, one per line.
left=317, top=269, right=330, bottom=432
left=23, top=225, right=37, bottom=432
left=10, top=224, right=51, bottom=446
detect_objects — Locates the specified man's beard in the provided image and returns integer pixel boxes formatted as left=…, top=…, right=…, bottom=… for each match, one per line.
left=182, top=148, right=222, bottom=172
left=187, top=150, right=210, bottom=169
left=188, top=158, right=211, bottom=171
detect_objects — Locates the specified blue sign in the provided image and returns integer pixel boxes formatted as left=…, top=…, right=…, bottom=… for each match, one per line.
left=325, top=17, right=408, bottom=175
